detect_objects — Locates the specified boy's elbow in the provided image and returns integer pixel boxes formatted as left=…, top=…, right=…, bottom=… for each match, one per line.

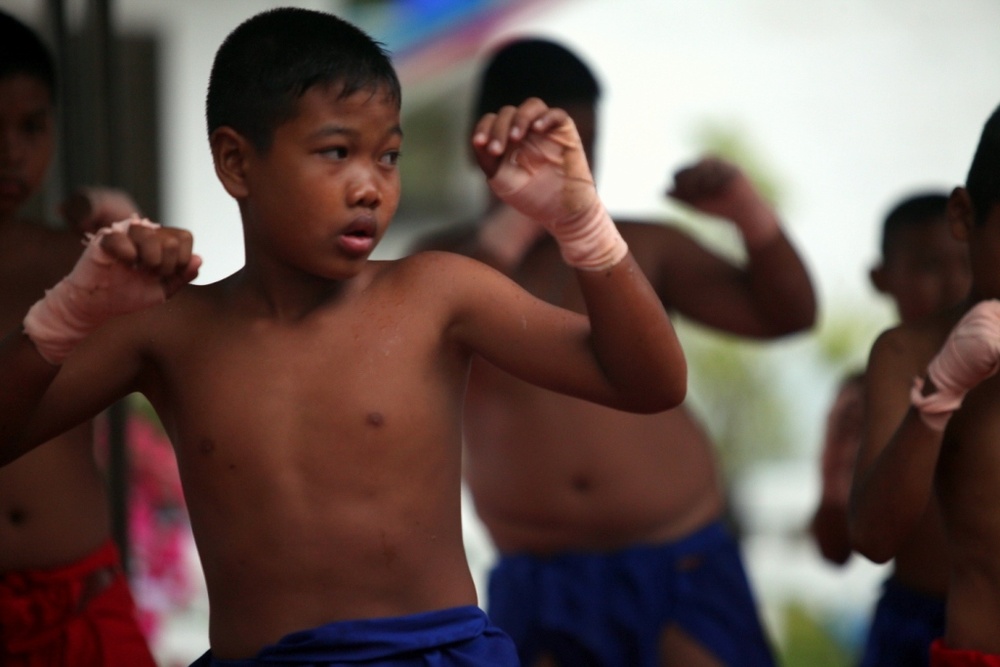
left=794, top=303, right=818, bottom=333
left=633, top=367, right=687, bottom=413
left=770, top=301, right=817, bottom=337
left=847, top=516, right=896, bottom=565
left=852, top=537, right=894, bottom=565
left=663, top=374, right=687, bottom=410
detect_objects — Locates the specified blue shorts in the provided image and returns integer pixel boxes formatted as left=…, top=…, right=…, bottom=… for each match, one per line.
left=858, top=577, right=945, bottom=667
left=189, top=605, right=518, bottom=666
left=487, top=521, right=774, bottom=667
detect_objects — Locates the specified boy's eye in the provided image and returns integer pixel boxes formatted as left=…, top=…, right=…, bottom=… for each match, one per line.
left=22, top=114, right=51, bottom=137
left=321, top=146, right=348, bottom=159
left=381, top=150, right=401, bottom=167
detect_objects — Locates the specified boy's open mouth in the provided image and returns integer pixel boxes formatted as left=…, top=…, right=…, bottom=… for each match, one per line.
left=339, top=218, right=376, bottom=255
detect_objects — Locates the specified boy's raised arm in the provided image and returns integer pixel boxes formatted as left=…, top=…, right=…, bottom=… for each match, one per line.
left=0, top=219, right=199, bottom=466
left=851, top=300, right=1000, bottom=561
left=469, top=98, right=686, bottom=412
left=849, top=334, right=943, bottom=563
left=664, top=157, right=816, bottom=338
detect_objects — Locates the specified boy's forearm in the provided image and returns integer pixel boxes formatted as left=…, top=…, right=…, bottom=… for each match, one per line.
left=0, top=329, right=61, bottom=466
left=744, top=232, right=817, bottom=335
left=577, top=253, right=686, bottom=412
left=848, top=410, right=943, bottom=562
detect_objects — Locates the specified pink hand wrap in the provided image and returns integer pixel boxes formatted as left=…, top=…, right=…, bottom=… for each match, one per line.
left=488, top=127, right=627, bottom=271
left=23, top=217, right=167, bottom=364
left=910, top=300, right=1000, bottom=431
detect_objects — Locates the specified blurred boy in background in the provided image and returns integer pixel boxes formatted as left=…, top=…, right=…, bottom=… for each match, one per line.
left=812, top=192, right=969, bottom=665
left=412, top=37, right=816, bottom=667
left=0, top=9, right=156, bottom=666
left=850, top=104, right=1000, bottom=664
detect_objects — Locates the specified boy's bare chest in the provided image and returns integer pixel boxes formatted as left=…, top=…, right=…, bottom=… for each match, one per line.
left=938, top=376, right=1000, bottom=499
left=153, top=301, right=459, bottom=442
left=148, top=305, right=465, bottom=495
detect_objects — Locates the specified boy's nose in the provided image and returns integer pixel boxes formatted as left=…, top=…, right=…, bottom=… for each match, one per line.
left=347, top=168, right=381, bottom=208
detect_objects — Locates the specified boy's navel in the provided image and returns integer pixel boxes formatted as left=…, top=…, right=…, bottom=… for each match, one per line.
left=366, top=412, right=385, bottom=428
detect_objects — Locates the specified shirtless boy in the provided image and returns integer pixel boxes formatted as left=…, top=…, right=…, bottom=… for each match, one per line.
left=811, top=192, right=969, bottom=665
left=0, top=10, right=155, bottom=666
left=411, top=38, right=816, bottom=666
left=0, top=9, right=686, bottom=665
left=850, top=103, right=1000, bottom=665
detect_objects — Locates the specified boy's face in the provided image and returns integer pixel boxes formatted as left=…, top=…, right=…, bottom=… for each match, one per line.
left=963, top=201, right=1000, bottom=301
left=239, top=83, right=401, bottom=280
left=871, top=220, right=971, bottom=323
left=0, top=74, right=54, bottom=222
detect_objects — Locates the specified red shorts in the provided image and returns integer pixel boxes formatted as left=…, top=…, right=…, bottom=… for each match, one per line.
left=0, top=539, right=157, bottom=667
left=931, top=639, right=1000, bottom=666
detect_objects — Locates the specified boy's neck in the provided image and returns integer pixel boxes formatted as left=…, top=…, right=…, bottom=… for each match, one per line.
left=227, top=263, right=364, bottom=321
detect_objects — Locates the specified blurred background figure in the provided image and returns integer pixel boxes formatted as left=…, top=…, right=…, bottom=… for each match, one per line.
left=411, top=36, right=816, bottom=666
left=812, top=192, right=969, bottom=666
left=0, top=9, right=158, bottom=666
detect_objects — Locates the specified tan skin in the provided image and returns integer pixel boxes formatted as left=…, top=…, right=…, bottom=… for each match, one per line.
left=851, top=192, right=1000, bottom=653
left=0, top=88, right=685, bottom=659
left=414, top=105, right=816, bottom=666
left=0, top=73, right=116, bottom=573
left=812, top=218, right=970, bottom=571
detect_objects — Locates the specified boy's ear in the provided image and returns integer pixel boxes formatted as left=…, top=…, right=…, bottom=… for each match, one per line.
left=869, top=263, right=889, bottom=295
left=210, top=127, right=251, bottom=199
left=947, top=186, right=975, bottom=242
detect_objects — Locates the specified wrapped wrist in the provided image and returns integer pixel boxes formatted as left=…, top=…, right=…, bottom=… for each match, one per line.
left=23, top=217, right=165, bottom=364
left=552, top=198, right=628, bottom=271
left=909, top=375, right=962, bottom=432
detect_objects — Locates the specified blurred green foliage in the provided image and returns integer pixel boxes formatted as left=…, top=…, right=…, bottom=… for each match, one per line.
left=780, top=603, right=853, bottom=667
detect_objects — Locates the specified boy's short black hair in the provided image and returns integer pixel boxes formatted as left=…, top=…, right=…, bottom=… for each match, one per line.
left=206, top=7, right=400, bottom=152
left=880, top=192, right=949, bottom=258
left=473, top=37, right=601, bottom=122
left=966, top=104, right=1000, bottom=225
left=0, top=10, right=56, bottom=99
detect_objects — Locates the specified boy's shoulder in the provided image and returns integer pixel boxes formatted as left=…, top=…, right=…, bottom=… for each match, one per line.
left=388, top=249, right=489, bottom=281
left=871, top=307, right=967, bottom=370
left=0, top=221, right=83, bottom=278
left=371, top=252, right=507, bottom=310
left=615, top=217, right=687, bottom=236
left=612, top=218, right=715, bottom=277
left=614, top=218, right=705, bottom=252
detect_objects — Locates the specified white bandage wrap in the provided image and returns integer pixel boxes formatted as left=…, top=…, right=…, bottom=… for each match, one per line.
left=488, top=127, right=627, bottom=271
left=910, top=300, right=1000, bottom=431
left=23, top=217, right=166, bottom=364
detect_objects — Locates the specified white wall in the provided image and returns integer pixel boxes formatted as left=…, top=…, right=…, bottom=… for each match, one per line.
left=485, top=0, right=1000, bottom=319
